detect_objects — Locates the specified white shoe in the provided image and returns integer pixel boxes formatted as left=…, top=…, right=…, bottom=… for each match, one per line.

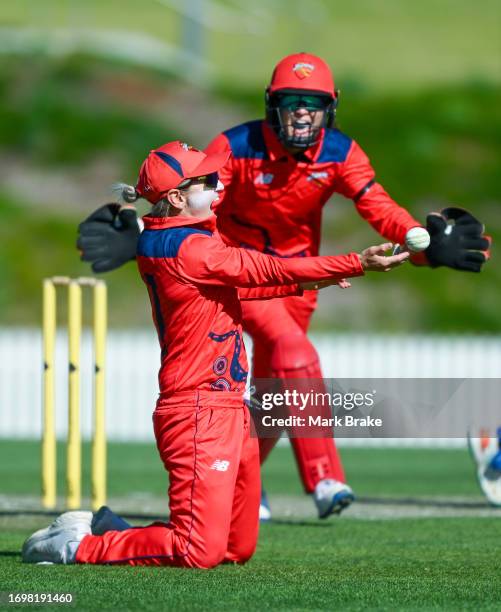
left=259, top=490, right=272, bottom=522
left=314, top=479, right=354, bottom=519
left=22, top=511, right=92, bottom=564
left=468, top=428, right=501, bottom=506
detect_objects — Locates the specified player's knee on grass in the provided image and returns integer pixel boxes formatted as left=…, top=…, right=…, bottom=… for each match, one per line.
left=224, top=543, right=256, bottom=565
left=186, top=545, right=227, bottom=569
left=181, top=526, right=229, bottom=569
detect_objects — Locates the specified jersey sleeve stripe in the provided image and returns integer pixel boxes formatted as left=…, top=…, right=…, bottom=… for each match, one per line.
left=353, top=179, right=376, bottom=202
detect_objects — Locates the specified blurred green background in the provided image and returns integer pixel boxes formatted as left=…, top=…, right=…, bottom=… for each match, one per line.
left=0, top=0, right=499, bottom=331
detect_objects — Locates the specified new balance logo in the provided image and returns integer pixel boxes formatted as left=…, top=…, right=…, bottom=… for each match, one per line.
left=255, top=172, right=274, bottom=185
left=211, top=459, right=230, bottom=472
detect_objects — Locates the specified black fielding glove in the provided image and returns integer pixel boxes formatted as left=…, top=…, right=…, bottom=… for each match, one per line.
left=425, top=207, right=491, bottom=272
left=77, top=203, right=140, bottom=273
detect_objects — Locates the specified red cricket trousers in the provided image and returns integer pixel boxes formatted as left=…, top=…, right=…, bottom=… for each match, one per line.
left=76, top=391, right=260, bottom=568
left=241, top=293, right=346, bottom=491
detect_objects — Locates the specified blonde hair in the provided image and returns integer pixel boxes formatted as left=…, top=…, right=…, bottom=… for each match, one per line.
left=150, top=200, right=171, bottom=217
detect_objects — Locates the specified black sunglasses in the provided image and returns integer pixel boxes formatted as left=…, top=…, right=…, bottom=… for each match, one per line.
left=275, top=93, right=332, bottom=111
left=178, top=172, right=219, bottom=190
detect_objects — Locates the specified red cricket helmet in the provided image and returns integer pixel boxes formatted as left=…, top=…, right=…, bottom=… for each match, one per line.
left=136, top=141, right=230, bottom=204
left=265, top=53, right=339, bottom=150
left=268, top=52, right=336, bottom=98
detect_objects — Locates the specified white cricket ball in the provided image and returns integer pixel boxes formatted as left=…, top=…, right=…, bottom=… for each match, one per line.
left=405, top=227, right=430, bottom=252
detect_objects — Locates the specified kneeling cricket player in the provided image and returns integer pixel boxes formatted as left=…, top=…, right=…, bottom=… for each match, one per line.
left=22, top=142, right=408, bottom=568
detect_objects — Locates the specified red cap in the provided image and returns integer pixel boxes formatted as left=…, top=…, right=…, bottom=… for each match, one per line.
left=136, top=141, right=231, bottom=204
left=268, top=52, right=335, bottom=98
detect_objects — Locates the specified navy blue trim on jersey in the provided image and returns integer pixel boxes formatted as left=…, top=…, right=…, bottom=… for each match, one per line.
left=154, top=151, right=184, bottom=176
left=137, top=227, right=212, bottom=258
left=317, top=129, right=352, bottom=163
left=223, top=120, right=269, bottom=160
left=144, top=273, right=168, bottom=357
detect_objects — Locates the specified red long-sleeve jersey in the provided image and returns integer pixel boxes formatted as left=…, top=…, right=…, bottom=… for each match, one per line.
left=205, top=120, right=420, bottom=257
left=136, top=214, right=363, bottom=397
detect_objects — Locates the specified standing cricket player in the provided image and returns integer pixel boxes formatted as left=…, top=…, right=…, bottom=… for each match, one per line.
left=23, top=141, right=409, bottom=567
left=76, top=53, right=490, bottom=520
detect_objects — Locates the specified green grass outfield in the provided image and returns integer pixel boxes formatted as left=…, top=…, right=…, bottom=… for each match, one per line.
left=2, top=518, right=500, bottom=611
left=0, top=440, right=492, bottom=498
left=1, top=442, right=500, bottom=610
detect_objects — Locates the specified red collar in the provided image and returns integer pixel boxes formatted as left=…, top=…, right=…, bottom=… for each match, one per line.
left=262, top=120, right=324, bottom=163
left=142, top=213, right=217, bottom=232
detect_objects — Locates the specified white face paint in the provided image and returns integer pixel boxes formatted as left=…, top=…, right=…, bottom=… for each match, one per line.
left=182, top=178, right=224, bottom=217
left=186, top=189, right=218, bottom=212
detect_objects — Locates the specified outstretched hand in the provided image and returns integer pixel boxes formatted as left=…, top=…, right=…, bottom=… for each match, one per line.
left=359, top=243, right=409, bottom=272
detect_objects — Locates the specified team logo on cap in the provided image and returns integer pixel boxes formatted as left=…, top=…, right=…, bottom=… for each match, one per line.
left=293, top=62, right=315, bottom=79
